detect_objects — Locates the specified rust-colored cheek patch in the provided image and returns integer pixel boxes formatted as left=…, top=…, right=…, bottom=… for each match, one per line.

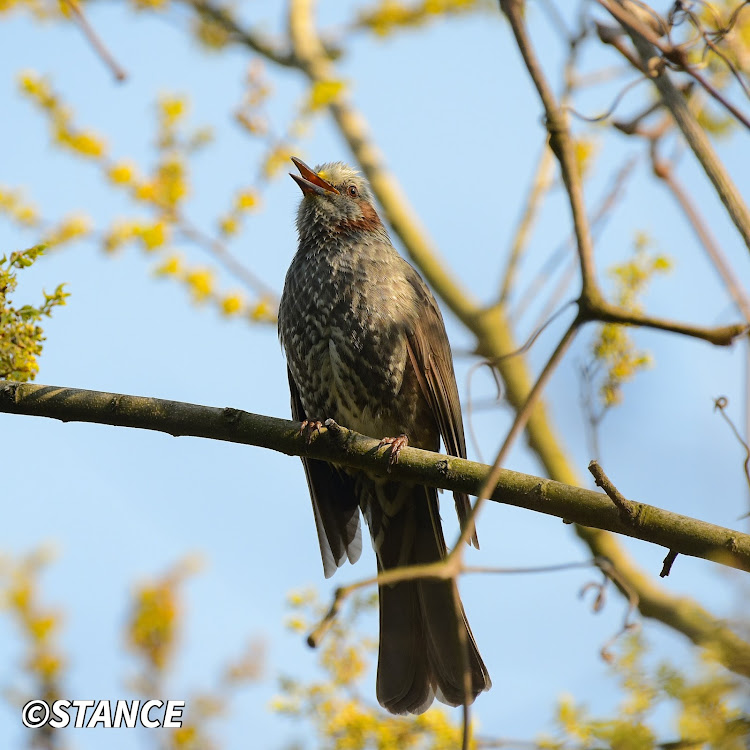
left=338, top=200, right=383, bottom=233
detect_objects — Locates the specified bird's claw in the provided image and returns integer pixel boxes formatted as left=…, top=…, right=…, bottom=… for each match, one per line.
left=299, top=419, right=325, bottom=445
left=378, top=434, right=409, bottom=472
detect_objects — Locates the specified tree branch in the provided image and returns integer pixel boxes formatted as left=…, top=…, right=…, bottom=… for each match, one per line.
left=2, top=381, right=750, bottom=578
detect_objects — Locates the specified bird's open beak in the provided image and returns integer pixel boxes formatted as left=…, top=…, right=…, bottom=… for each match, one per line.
left=290, top=157, right=340, bottom=196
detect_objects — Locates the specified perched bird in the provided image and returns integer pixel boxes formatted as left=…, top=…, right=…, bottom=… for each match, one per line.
left=278, top=157, right=491, bottom=715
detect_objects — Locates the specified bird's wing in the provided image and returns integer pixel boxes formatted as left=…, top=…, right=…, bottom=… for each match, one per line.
left=287, top=367, right=362, bottom=577
left=403, top=273, right=479, bottom=548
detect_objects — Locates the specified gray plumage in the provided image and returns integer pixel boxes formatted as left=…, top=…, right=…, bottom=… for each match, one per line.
left=278, top=158, right=491, bottom=714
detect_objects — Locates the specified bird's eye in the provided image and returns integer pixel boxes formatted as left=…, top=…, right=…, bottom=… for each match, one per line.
left=347, top=185, right=359, bottom=198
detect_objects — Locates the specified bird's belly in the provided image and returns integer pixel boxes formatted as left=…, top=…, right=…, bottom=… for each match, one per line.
left=302, top=333, right=407, bottom=439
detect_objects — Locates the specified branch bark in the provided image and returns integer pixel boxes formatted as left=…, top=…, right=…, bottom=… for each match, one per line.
left=2, top=381, right=750, bottom=576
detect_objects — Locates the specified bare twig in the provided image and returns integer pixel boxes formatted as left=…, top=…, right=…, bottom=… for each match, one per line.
left=456, top=321, right=581, bottom=554
left=589, top=460, right=638, bottom=523
left=62, top=0, right=127, bottom=82
left=580, top=299, right=749, bottom=346
left=661, top=549, right=679, bottom=577
left=499, top=146, right=554, bottom=304
left=714, top=396, right=750, bottom=515
left=568, top=74, right=649, bottom=122
left=513, top=158, right=637, bottom=325
left=650, top=148, right=750, bottom=321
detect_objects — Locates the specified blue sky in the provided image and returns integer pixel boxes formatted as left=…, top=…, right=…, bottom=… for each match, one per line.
left=1, top=2, right=749, bottom=748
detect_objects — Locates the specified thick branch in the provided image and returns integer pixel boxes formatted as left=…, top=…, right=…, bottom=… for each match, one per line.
left=3, top=381, right=750, bottom=579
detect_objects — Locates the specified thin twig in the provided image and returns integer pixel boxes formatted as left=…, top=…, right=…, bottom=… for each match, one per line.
left=650, top=147, right=750, bottom=322
left=568, top=74, right=649, bottom=122
left=498, top=146, right=554, bottom=304
left=661, top=549, right=679, bottom=577
left=513, top=158, right=637, bottom=325
left=454, top=320, right=581, bottom=554
left=714, top=396, right=750, bottom=516
left=582, top=299, right=749, bottom=346
left=176, top=217, right=279, bottom=304
left=589, top=460, right=637, bottom=523
left=62, top=0, right=127, bottom=82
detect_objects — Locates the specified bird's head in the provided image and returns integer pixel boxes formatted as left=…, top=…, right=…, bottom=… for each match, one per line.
left=290, top=157, right=384, bottom=240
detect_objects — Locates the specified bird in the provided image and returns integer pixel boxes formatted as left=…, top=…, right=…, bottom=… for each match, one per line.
left=278, top=156, right=491, bottom=715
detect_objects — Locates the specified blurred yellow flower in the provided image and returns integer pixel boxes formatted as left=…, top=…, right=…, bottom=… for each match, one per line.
left=108, top=161, right=136, bottom=185
left=221, top=293, right=243, bottom=316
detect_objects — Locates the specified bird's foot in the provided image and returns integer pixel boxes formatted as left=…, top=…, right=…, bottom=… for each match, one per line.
left=299, top=419, right=325, bottom=445
left=377, top=434, right=409, bottom=472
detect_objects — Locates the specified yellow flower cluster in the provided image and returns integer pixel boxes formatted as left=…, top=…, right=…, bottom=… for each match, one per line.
left=0, top=0, right=58, bottom=22
left=541, top=634, right=745, bottom=750
left=574, top=137, right=598, bottom=179
left=592, top=235, right=671, bottom=407
left=43, top=213, right=91, bottom=247
left=16, top=73, right=273, bottom=329
left=19, top=71, right=107, bottom=159
left=273, top=589, right=471, bottom=749
left=1, top=245, right=69, bottom=382
left=192, top=11, right=231, bottom=49
left=0, top=185, right=39, bottom=226
left=154, top=253, right=274, bottom=321
left=357, top=0, right=480, bottom=37
left=103, top=219, right=170, bottom=253
left=128, top=581, right=178, bottom=671
left=130, top=0, right=169, bottom=11
left=263, top=145, right=295, bottom=178
left=3, top=549, right=65, bottom=694
left=307, top=79, right=346, bottom=111
left=218, top=187, right=260, bottom=237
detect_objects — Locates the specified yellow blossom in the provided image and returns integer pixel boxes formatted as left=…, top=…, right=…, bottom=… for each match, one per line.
left=155, top=254, right=182, bottom=276
left=263, top=146, right=293, bottom=178
left=28, top=651, right=63, bottom=680
left=235, top=189, right=259, bottom=211
left=133, top=181, right=156, bottom=202
left=219, top=216, right=238, bottom=236
left=159, top=94, right=186, bottom=124
left=221, top=293, right=243, bottom=316
left=138, top=221, right=168, bottom=251
left=15, top=205, right=39, bottom=226
left=103, top=220, right=139, bottom=253
left=108, top=161, right=136, bottom=184
left=307, top=79, right=345, bottom=111
left=45, top=213, right=91, bottom=246
left=186, top=268, right=214, bottom=302
left=131, top=0, right=169, bottom=8
left=250, top=299, right=273, bottom=322
left=128, top=583, right=177, bottom=670
left=28, top=614, right=57, bottom=642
